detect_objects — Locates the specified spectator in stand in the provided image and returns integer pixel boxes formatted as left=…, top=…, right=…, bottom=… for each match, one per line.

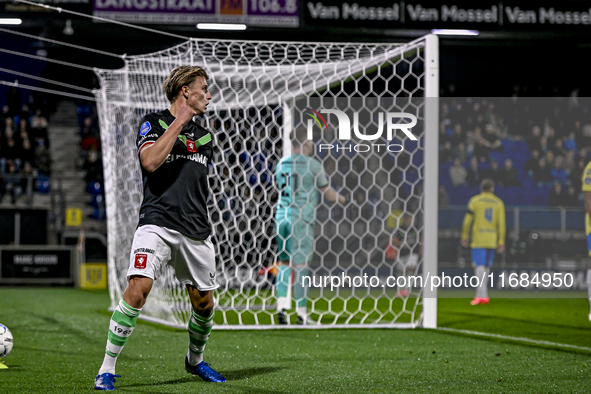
left=473, top=137, right=490, bottom=163
left=30, top=108, right=48, bottom=131
left=545, top=151, right=555, bottom=168
left=83, top=145, right=103, bottom=184
left=448, top=102, right=464, bottom=126
left=81, top=131, right=100, bottom=152
left=525, top=149, right=540, bottom=178
left=449, top=158, right=468, bottom=187
left=439, top=121, right=450, bottom=145
left=455, top=141, right=468, bottom=163
left=19, top=104, right=31, bottom=123
left=482, top=159, right=502, bottom=185
left=564, top=185, right=580, bottom=207
left=30, top=109, right=49, bottom=147
left=553, top=138, right=566, bottom=157
left=1, top=128, right=21, bottom=173
left=564, top=150, right=576, bottom=174
left=438, top=184, right=450, bottom=207
left=500, top=158, right=521, bottom=187
left=450, top=124, right=464, bottom=146
left=0, top=105, right=9, bottom=125
left=3, top=116, right=15, bottom=137
left=534, top=158, right=553, bottom=187
left=570, top=158, right=587, bottom=192
left=465, top=126, right=481, bottom=154
left=526, top=125, right=542, bottom=152
left=483, top=124, right=502, bottom=152
left=19, top=161, right=35, bottom=202
left=80, top=116, right=99, bottom=139
left=1, top=160, right=23, bottom=204
left=20, top=136, right=35, bottom=166
left=17, top=119, right=29, bottom=141
left=545, top=126, right=557, bottom=148
left=440, top=141, right=454, bottom=164
left=34, top=139, right=51, bottom=175
left=539, top=136, right=550, bottom=156
left=550, top=158, right=568, bottom=184
left=548, top=182, right=566, bottom=207
left=563, top=132, right=577, bottom=152
left=466, top=157, right=482, bottom=187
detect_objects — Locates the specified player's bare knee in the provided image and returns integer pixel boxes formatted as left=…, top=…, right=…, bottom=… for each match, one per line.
left=192, top=296, right=213, bottom=317
left=124, top=276, right=152, bottom=308
left=188, top=287, right=214, bottom=317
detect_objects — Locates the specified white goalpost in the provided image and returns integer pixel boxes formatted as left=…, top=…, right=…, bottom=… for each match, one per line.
left=94, top=35, right=439, bottom=329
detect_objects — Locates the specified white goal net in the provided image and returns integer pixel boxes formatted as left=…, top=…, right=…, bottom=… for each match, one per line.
left=94, top=35, right=439, bottom=329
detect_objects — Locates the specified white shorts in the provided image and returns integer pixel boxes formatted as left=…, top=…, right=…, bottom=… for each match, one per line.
left=126, top=224, right=219, bottom=291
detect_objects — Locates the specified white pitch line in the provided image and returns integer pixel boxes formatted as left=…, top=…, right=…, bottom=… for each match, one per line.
left=435, top=327, right=591, bottom=352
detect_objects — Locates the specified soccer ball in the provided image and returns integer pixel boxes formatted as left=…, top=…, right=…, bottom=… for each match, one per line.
left=0, top=324, right=13, bottom=358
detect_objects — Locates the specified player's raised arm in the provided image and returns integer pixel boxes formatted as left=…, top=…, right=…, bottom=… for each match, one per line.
left=140, top=104, right=196, bottom=172
left=319, top=185, right=347, bottom=204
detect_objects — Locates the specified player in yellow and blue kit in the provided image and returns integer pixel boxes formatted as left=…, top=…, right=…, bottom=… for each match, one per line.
left=581, top=161, right=591, bottom=321
left=461, top=179, right=506, bottom=305
left=275, top=128, right=346, bottom=324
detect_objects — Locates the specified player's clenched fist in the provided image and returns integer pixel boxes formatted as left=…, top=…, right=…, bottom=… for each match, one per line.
left=176, top=104, right=197, bottom=125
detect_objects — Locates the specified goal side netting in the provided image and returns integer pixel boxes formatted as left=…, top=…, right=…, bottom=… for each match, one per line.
left=94, top=35, right=439, bottom=329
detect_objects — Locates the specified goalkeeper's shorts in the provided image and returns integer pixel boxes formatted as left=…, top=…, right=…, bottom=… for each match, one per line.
left=471, top=248, right=495, bottom=267
left=126, top=224, right=219, bottom=291
left=275, top=217, right=314, bottom=265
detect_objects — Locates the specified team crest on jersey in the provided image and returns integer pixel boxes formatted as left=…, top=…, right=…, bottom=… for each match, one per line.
left=134, top=253, right=147, bottom=269
left=177, top=135, right=198, bottom=153
left=140, top=121, right=151, bottom=136
left=187, top=139, right=197, bottom=152
left=586, top=177, right=591, bottom=185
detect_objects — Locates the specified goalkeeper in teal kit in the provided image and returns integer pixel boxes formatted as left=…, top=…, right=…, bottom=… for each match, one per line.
left=275, top=128, right=346, bottom=324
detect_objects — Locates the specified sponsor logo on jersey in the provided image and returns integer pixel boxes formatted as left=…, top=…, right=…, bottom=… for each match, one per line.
left=139, top=133, right=159, bottom=143
left=165, top=152, right=208, bottom=166
left=585, top=177, right=591, bottom=185
left=140, top=121, right=151, bottom=136
left=134, top=253, right=148, bottom=269
left=134, top=248, right=155, bottom=254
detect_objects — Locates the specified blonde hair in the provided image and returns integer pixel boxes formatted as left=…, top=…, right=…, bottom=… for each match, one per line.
left=162, top=66, right=209, bottom=103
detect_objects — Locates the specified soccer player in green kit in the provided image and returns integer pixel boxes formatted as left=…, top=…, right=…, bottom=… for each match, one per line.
left=275, top=128, right=346, bottom=324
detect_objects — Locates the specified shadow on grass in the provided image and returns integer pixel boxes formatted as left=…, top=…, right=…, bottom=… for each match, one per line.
left=31, top=314, right=103, bottom=345
left=122, top=366, right=284, bottom=389
left=222, top=366, right=284, bottom=381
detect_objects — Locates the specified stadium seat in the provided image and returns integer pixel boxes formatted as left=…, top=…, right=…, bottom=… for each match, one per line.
left=87, top=181, right=103, bottom=195
left=36, top=177, right=50, bottom=194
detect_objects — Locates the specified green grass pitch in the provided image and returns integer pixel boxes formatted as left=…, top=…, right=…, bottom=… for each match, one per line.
left=1, top=287, right=591, bottom=393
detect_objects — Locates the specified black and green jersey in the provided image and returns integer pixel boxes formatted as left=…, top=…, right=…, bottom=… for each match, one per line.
left=136, top=109, right=213, bottom=240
